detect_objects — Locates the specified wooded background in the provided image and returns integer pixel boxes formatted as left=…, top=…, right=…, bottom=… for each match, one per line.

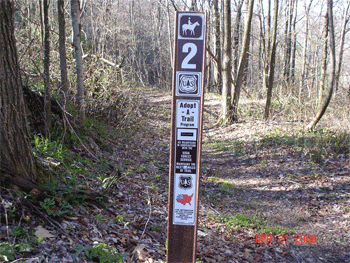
left=1, top=1, right=350, bottom=261
left=12, top=0, right=350, bottom=128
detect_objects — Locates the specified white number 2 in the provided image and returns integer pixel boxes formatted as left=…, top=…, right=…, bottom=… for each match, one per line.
left=181, top=43, right=197, bottom=69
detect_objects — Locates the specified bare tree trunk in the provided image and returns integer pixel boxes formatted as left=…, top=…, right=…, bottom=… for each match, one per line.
left=58, top=0, right=68, bottom=95
left=334, top=1, right=350, bottom=93
left=166, top=0, right=174, bottom=68
left=318, top=13, right=329, bottom=105
left=213, top=0, right=221, bottom=90
left=299, top=0, right=313, bottom=102
left=0, top=0, right=36, bottom=180
left=260, top=0, right=271, bottom=95
left=232, top=0, right=255, bottom=121
left=264, top=0, right=279, bottom=119
left=190, top=0, right=196, bottom=11
left=39, top=0, right=44, bottom=43
left=290, top=0, right=297, bottom=85
left=232, top=0, right=244, bottom=77
left=71, top=0, right=85, bottom=121
left=219, top=0, right=232, bottom=125
left=283, top=0, right=294, bottom=87
left=307, top=0, right=336, bottom=130
left=43, top=0, right=51, bottom=137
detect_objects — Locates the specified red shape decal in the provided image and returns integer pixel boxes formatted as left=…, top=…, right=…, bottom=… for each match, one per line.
left=176, top=194, right=194, bottom=206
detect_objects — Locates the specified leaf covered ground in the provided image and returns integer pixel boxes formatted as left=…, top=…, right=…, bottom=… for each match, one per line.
left=1, top=87, right=350, bottom=262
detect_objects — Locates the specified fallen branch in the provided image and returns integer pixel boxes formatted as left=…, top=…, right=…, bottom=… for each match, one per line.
left=0, top=164, right=43, bottom=194
left=55, top=99, right=99, bottom=161
left=23, top=86, right=63, bottom=119
left=83, top=53, right=125, bottom=69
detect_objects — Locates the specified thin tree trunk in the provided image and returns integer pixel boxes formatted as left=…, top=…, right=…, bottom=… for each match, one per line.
left=307, top=0, right=336, bottom=130
left=334, top=1, right=350, bottom=93
left=318, top=13, right=329, bottom=105
left=166, top=0, right=173, bottom=68
left=58, top=0, right=68, bottom=95
left=71, top=0, right=85, bottom=121
left=261, top=0, right=271, bottom=95
left=232, top=0, right=255, bottom=121
left=0, top=0, right=36, bottom=180
left=290, top=0, right=297, bottom=85
left=264, top=0, right=279, bottom=119
left=283, top=0, right=294, bottom=86
left=219, top=0, right=232, bottom=125
left=232, top=0, right=244, bottom=77
left=213, top=0, right=221, bottom=90
left=190, top=0, right=196, bottom=11
left=299, top=0, right=312, bottom=102
left=39, top=0, right=44, bottom=43
left=43, top=0, right=51, bottom=137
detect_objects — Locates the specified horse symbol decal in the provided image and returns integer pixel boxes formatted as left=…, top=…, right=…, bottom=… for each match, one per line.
left=182, top=20, right=200, bottom=36
left=179, top=74, right=197, bottom=93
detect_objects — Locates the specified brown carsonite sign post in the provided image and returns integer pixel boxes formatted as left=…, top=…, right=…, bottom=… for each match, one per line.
left=167, top=11, right=206, bottom=263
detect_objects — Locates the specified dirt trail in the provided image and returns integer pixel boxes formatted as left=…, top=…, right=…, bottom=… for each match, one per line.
left=140, top=88, right=350, bottom=262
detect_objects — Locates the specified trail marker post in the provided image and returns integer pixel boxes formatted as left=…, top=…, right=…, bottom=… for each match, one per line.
left=167, top=11, right=206, bottom=263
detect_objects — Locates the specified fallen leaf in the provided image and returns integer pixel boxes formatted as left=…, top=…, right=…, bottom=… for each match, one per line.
left=134, top=244, right=150, bottom=261
left=243, top=249, right=252, bottom=259
left=35, top=225, right=55, bottom=240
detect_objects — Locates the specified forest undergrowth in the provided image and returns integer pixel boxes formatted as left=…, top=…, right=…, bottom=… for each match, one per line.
left=1, top=86, right=350, bottom=263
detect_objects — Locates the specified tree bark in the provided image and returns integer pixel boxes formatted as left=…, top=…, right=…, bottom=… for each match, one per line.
left=299, top=0, right=313, bottom=102
left=43, top=0, right=51, bottom=137
left=39, top=0, right=44, bottom=44
left=334, top=1, right=350, bottom=93
left=58, top=0, right=68, bottom=95
left=318, top=13, right=329, bottom=105
left=283, top=0, right=293, bottom=85
left=190, top=0, right=196, bottom=11
left=219, top=0, right=232, bottom=125
left=213, top=0, right=222, bottom=90
left=260, top=0, right=271, bottom=96
left=71, top=0, right=85, bottom=122
left=290, top=0, right=297, bottom=85
left=166, top=0, right=174, bottom=68
left=0, top=0, right=36, bottom=181
left=232, top=0, right=244, bottom=77
left=232, top=0, right=255, bottom=121
left=307, top=0, right=336, bottom=130
left=264, top=0, right=279, bottom=119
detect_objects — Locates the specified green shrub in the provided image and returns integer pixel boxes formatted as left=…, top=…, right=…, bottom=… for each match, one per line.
left=72, top=242, right=125, bottom=263
left=0, top=243, right=15, bottom=262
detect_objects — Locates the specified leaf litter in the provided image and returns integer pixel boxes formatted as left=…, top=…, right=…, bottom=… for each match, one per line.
left=0, top=87, right=349, bottom=262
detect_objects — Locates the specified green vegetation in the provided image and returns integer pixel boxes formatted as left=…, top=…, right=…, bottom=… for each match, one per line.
left=32, top=130, right=113, bottom=217
left=209, top=141, right=230, bottom=152
left=207, top=139, right=245, bottom=154
left=0, top=227, right=45, bottom=262
left=146, top=224, right=162, bottom=231
left=222, top=213, right=288, bottom=235
left=207, top=177, right=235, bottom=195
left=0, top=243, right=15, bottom=262
left=72, top=242, right=125, bottom=263
left=114, top=214, right=126, bottom=222
left=12, top=226, right=27, bottom=238
left=259, top=128, right=349, bottom=163
left=94, top=214, right=108, bottom=221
